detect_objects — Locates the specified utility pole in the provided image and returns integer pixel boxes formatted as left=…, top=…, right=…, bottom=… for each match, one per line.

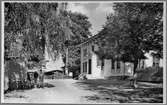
left=65, top=46, right=68, bottom=75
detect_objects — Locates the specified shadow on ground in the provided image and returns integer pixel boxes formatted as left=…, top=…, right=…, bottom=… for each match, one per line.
left=5, top=81, right=56, bottom=95
left=74, top=79, right=163, bottom=103
left=43, top=83, right=55, bottom=88
left=4, top=82, right=55, bottom=99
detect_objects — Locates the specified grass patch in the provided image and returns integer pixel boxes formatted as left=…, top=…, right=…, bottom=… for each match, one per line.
left=75, top=79, right=163, bottom=103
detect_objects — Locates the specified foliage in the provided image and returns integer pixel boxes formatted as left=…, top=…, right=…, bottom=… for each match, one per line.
left=5, top=3, right=57, bottom=61
left=4, top=3, right=73, bottom=62
left=68, top=11, right=92, bottom=44
left=96, top=3, right=163, bottom=73
left=137, top=67, right=163, bottom=83
left=66, top=12, right=92, bottom=72
left=4, top=3, right=92, bottom=75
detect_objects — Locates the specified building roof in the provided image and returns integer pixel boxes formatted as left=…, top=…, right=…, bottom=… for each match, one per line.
left=78, top=34, right=102, bottom=47
left=78, top=27, right=108, bottom=47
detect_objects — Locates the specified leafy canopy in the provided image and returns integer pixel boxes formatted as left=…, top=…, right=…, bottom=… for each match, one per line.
left=96, top=3, right=163, bottom=70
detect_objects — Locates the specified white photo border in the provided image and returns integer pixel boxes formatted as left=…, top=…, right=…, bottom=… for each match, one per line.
left=1, top=0, right=166, bottom=104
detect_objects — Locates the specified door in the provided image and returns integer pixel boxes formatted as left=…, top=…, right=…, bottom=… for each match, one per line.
left=88, top=59, right=92, bottom=74
left=83, top=62, right=87, bottom=73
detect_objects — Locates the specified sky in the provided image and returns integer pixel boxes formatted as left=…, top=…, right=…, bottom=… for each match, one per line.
left=67, top=3, right=114, bottom=35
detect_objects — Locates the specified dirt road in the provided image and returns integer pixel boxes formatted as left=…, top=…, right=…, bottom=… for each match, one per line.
left=4, top=79, right=163, bottom=103
left=4, top=79, right=97, bottom=104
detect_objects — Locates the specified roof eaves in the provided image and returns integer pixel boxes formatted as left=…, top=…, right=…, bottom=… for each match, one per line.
left=77, top=34, right=101, bottom=47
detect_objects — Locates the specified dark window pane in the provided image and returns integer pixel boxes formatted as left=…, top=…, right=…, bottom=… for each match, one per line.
left=88, top=59, right=91, bottom=74
left=112, top=60, right=115, bottom=69
left=83, top=48, right=87, bottom=57
left=83, top=63, right=85, bottom=72
left=92, top=45, right=94, bottom=52
left=85, top=62, right=87, bottom=73
left=117, top=61, right=120, bottom=69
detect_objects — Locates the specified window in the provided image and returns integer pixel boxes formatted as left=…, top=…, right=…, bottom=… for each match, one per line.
left=97, top=56, right=101, bottom=66
left=83, top=63, right=85, bottom=72
left=88, top=59, right=91, bottom=74
left=83, top=48, right=87, bottom=57
left=92, top=45, right=94, bottom=52
left=117, top=61, right=120, bottom=69
left=85, top=62, right=87, bottom=73
left=142, top=60, right=145, bottom=68
left=112, top=60, right=115, bottom=69
left=83, top=62, right=87, bottom=73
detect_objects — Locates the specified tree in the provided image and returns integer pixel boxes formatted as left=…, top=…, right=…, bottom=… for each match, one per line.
left=4, top=3, right=57, bottom=62
left=65, top=12, right=92, bottom=74
left=5, top=3, right=92, bottom=77
left=114, top=3, right=163, bottom=70
left=4, top=3, right=75, bottom=63
left=68, top=11, right=92, bottom=44
left=96, top=3, right=163, bottom=87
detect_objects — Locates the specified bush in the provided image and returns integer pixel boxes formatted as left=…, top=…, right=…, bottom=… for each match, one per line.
left=136, top=67, right=163, bottom=83
left=4, top=60, right=34, bottom=92
left=151, top=67, right=163, bottom=83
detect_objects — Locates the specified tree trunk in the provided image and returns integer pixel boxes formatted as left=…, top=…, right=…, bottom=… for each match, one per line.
left=132, top=60, right=138, bottom=88
left=65, top=47, right=69, bottom=75
left=41, top=35, right=46, bottom=56
left=123, top=61, right=126, bottom=80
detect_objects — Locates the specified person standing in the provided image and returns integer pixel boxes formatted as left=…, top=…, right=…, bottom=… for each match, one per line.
left=39, top=69, right=44, bottom=88
left=34, top=71, right=39, bottom=88
left=27, top=72, right=32, bottom=88
left=34, top=71, right=38, bottom=88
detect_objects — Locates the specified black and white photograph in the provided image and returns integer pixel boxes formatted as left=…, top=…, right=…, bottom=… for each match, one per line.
left=1, top=0, right=166, bottom=104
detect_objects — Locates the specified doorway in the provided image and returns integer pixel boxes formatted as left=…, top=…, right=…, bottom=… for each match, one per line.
left=88, top=59, right=92, bottom=74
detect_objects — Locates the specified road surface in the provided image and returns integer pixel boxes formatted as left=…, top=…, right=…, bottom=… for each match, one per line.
left=4, top=79, right=97, bottom=104
left=4, top=79, right=163, bottom=103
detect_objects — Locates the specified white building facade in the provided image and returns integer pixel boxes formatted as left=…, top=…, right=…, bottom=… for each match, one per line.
left=80, top=40, right=135, bottom=79
left=80, top=39, right=163, bottom=79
